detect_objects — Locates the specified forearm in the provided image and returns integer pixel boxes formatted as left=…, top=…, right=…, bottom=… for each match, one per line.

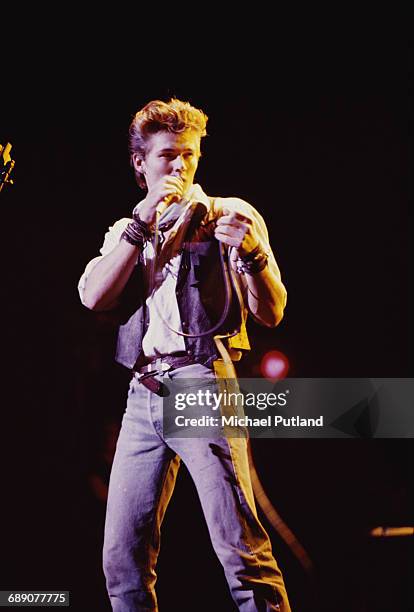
left=215, top=205, right=287, bottom=326
left=82, top=239, right=141, bottom=311
left=245, top=265, right=287, bottom=327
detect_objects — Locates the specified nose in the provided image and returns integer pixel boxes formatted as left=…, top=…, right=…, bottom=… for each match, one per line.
left=173, top=154, right=186, bottom=173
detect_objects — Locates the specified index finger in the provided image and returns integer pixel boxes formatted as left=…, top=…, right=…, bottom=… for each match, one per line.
left=222, top=207, right=252, bottom=224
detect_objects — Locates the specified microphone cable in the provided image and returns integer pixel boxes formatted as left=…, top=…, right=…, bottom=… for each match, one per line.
left=147, top=202, right=242, bottom=341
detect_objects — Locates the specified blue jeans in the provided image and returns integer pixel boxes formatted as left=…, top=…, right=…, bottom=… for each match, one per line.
left=103, top=363, right=291, bottom=611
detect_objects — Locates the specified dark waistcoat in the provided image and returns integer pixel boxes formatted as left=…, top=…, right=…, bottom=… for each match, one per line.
left=114, top=202, right=250, bottom=369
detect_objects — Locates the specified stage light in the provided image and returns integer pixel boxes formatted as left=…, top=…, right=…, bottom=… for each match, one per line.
left=370, top=526, right=414, bottom=537
left=260, top=350, right=289, bottom=380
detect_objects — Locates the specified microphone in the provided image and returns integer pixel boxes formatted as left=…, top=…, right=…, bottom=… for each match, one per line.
left=155, top=193, right=183, bottom=216
left=156, top=193, right=178, bottom=216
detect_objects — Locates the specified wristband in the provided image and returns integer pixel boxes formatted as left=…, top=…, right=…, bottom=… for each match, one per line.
left=237, top=244, right=269, bottom=275
left=120, top=215, right=152, bottom=248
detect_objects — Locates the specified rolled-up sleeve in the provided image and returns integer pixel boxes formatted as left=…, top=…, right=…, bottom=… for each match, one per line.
left=77, top=217, right=131, bottom=305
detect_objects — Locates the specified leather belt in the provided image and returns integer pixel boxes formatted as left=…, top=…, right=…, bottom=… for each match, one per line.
left=134, top=354, right=198, bottom=377
left=132, top=353, right=205, bottom=396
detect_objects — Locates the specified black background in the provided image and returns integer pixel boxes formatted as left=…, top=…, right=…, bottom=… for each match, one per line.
left=1, top=31, right=412, bottom=612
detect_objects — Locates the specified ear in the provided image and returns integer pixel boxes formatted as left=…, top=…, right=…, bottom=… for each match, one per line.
left=132, top=153, right=145, bottom=175
left=132, top=154, right=147, bottom=189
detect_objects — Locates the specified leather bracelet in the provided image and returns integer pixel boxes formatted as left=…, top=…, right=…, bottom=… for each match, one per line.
left=239, top=244, right=262, bottom=263
left=120, top=214, right=153, bottom=248
left=132, top=213, right=153, bottom=240
left=120, top=221, right=145, bottom=248
left=237, top=244, right=269, bottom=275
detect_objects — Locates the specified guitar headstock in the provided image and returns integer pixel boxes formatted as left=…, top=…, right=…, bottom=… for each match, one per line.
left=0, top=142, right=15, bottom=193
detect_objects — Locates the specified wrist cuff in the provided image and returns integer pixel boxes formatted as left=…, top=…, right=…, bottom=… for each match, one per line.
left=237, top=244, right=269, bottom=275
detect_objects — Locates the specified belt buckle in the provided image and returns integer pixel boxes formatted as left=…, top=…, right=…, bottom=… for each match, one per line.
left=139, top=358, right=171, bottom=378
left=134, top=358, right=172, bottom=382
left=157, top=358, right=171, bottom=372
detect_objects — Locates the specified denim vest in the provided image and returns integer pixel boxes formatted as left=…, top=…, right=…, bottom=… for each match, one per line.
left=114, top=202, right=251, bottom=370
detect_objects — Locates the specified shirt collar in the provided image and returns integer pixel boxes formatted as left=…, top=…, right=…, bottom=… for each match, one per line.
left=186, top=183, right=211, bottom=209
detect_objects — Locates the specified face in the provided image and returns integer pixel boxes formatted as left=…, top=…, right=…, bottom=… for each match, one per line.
left=135, top=129, right=201, bottom=197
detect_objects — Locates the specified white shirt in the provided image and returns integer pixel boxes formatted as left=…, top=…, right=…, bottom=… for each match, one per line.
left=78, top=184, right=279, bottom=358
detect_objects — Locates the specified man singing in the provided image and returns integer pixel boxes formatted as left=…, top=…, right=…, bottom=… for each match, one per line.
left=78, top=97, right=291, bottom=611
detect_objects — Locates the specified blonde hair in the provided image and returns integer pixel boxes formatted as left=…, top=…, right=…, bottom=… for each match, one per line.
left=129, top=98, right=208, bottom=188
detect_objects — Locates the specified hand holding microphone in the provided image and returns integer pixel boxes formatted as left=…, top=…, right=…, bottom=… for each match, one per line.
left=156, top=192, right=178, bottom=216
left=139, top=175, right=185, bottom=225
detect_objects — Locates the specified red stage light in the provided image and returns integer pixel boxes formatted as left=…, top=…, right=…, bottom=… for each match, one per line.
left=260, top=350, right=289, bottom=380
